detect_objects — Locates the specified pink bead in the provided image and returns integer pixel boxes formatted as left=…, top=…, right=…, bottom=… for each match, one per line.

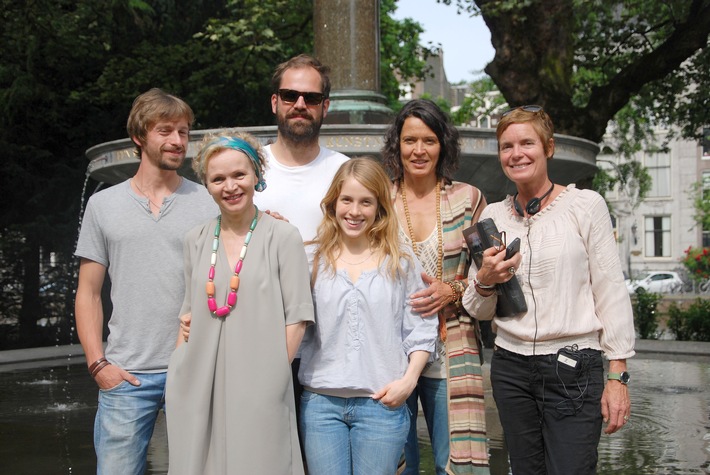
left=207, top=298, right=217, bottom=312
left=227, top=291, right=237, bottom=306
left=235, top=260, right=243, bottom=274
left=208, top=267, right=215, bottom=280
left=215, top=306, right=230, bottom=317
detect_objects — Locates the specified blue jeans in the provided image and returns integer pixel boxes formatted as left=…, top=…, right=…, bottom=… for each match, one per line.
left=403, top=376, right=449, bottom=475
left=300, top=391, right=410, bottom=475
left=94, top=372, right=167, bottom=475
left=491, top=347, right=604, bottom=475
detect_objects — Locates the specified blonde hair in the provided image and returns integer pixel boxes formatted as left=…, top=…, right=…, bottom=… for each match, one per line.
left=311, top=157, right=408, bottom=282
left=496, top=107, right=555, bottom=158
left=192, top=130, right=267, bottom=187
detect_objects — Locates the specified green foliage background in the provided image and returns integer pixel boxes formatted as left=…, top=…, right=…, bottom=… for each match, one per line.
left=1, top=0, right=708, bottom=348
left=0, top=0, right=433, bottom=348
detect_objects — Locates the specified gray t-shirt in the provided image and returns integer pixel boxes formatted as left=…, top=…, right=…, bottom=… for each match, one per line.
left=75, top=178, right=217, bottom=372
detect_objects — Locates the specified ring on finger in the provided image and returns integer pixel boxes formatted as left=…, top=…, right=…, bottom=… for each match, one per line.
left=508, top=266, right=516, bottom=275
left=430, top=295, right=435, bottom=301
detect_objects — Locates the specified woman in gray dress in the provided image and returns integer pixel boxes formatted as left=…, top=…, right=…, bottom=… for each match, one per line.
left=165, top=131, right=315, bottom=475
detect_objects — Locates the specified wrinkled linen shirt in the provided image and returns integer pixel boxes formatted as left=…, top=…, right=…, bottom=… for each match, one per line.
left=299, top=245, right=438, bottom=397
left=462, top=185, right=635, bottom=360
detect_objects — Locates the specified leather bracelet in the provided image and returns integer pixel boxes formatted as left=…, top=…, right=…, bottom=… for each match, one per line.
left=88, top=357, right=107, bottom=375
left=90, top=360, right=110, bottom=378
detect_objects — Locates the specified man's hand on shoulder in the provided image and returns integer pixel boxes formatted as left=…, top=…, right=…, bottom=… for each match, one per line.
left=264, top=210, right=289, bottom=223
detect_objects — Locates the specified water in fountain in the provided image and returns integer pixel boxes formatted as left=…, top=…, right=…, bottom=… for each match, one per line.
left=1, top=350, right=708, bottom=474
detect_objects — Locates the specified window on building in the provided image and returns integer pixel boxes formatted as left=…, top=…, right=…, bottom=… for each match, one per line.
left=644, top=216, right=671, bottom=257
left=610, top=214, right=618, bottom=242
left=703, top=127, right=710, bottom=159
left=645, top=152, right=671, bottom=197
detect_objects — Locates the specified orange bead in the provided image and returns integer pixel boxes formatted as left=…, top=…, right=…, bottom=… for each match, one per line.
left=230, top=275, right=240, bottom=290
left=206, top=281, right=215, bottom=295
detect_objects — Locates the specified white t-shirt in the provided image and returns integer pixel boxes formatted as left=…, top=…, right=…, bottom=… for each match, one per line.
left=254, top=144, right=349, bottom=241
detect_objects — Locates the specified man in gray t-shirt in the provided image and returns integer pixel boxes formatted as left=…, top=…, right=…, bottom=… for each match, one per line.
left=74, top=88, right=216, bottom=475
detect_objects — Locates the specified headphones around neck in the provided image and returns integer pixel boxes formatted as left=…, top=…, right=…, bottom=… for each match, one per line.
left=514, top=182, right=555, bottom=217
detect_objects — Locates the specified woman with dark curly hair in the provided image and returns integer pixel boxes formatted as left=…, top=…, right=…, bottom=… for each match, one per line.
left=382, top=99, right=490, bottom=475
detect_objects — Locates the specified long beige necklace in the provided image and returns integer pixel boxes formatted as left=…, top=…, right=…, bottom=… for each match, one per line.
left=400, top=179, right=443, bottom=281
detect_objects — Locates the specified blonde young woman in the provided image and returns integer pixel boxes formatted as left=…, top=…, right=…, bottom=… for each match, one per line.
left=297, top=158, right=438, bottom=475
left=166, top=132, right=314, bottom=474
left=382, top=99, right=489, bottom=475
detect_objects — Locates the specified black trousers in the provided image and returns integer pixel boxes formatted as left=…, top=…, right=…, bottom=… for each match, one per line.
left=491, top=346, right=604, bottom=475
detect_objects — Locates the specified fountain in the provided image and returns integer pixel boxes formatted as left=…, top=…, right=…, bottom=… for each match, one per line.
left=40, top=2, right=604, bottom=474
left=84, top=0, right=598, bottom=202
left=1, top=345, right=709, bottom=474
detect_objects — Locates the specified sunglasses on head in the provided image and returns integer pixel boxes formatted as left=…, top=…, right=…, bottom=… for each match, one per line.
left=277, top=89, right=325, bottom=106
left=501, top=104, right=543, bottom=117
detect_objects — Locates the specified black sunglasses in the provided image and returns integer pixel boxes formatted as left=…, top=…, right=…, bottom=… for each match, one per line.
left=277, top=89, right=325, bottom=106
left=501, top=105, right=543, bottom=117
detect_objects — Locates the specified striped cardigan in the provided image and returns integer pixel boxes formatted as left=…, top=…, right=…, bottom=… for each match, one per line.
left=392, top=180, right=490, bottom=474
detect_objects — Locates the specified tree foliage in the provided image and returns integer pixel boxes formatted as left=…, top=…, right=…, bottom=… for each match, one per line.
left=450, top=76, right=506, bottom=125
left=380, top=0, right=435, bottom=110
left=688, top=180, right=710, bottom=233
left=592, top=160, right=652, bottom=212
left=0, top=0, right=430, bottom=348
left=440, top=0, right=710, bottom=149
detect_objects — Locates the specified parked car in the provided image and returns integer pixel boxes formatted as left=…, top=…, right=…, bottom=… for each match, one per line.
left=626, top=271, right=684, bottom=294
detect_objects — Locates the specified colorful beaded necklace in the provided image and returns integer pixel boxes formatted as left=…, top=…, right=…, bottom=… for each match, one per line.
left=206, top=206, right=259, bottom=317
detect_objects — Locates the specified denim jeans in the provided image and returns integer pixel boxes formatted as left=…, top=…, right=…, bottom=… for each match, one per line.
left=403, top=376, right=449, bottom=475
left=94, top=372, right=167, bottom=475
left=300, top=391, right=410, bottom=475
left=491, top=347, right=604, bottom=475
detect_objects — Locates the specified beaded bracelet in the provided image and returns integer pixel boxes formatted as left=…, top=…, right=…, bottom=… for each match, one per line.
left=90, top=360, right=111, bottom=378
left=88, top=357, right=107, bottom=375
left=453, top=280, right=467, bottom=296
left=445, top=281, right=461, bottom=304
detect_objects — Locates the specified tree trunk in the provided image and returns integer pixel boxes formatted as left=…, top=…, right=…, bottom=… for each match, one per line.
left=477, top=0, right=710, bottom=143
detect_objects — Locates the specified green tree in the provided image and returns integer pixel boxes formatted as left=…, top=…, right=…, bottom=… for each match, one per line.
left=440, top=0, right=710, bottom=149
left=380, top=0, right=435, bottom=110
left=0, top=0, right=257, bottom=347
left=450, top=76, right=507, bottom=125
left=688, top=180, right=710, bottom=233
left=0, top=0, right=431, bottom=348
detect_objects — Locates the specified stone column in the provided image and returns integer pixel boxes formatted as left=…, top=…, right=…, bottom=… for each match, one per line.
left=314, top=0, right=392, bottom=124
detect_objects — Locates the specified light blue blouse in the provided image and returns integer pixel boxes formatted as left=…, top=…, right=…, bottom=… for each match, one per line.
left=298, top=245, right=438, bottom=397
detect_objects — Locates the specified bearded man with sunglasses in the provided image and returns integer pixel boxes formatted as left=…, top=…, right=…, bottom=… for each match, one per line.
left=254, top=54, right=349, bottom=242
left=252, top=55, right=349, bottom=471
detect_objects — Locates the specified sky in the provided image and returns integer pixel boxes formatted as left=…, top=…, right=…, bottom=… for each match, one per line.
left=391, top=0, right=495, bottom=83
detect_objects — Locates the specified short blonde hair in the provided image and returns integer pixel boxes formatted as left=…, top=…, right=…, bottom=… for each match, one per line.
left=496, top=106, right=555, bottom=158
left=192, top=131, right=267, bottom=188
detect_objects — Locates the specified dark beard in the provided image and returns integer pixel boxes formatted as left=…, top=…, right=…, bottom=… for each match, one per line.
left=277, top=113, right=323, bottom=145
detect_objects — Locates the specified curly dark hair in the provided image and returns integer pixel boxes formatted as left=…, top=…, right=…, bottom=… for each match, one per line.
left=381, top=99, right=460, bottom=182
